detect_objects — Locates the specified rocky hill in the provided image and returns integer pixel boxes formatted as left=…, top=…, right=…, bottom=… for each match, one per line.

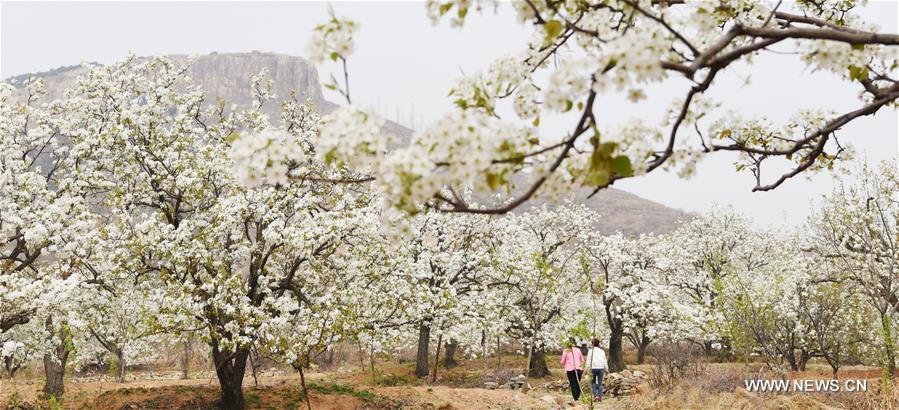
left=4, top=52, right=688, bottom=234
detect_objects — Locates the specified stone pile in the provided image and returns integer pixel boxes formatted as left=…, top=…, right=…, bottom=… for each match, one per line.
left=484, top=374, right=528, bottom=389
left=538, top=370, right=648, bottom=397
left=503, top=374, right=528, bottom=389
left=604, top=369, right=647, bottom=397
left=541, top=379, right=570, bottom=391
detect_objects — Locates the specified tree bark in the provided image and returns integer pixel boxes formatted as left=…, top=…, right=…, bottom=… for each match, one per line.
left=414, top=321, right=431, bottom=378
left=211, top=342, right=250, bottom=410
left=297, top=363, right=312, bottom=410
left=881, top=312, right=897, bottom=379
left=702, top=340, right=715, bottom=357
left=798, top=349, right=810, bottom=372
left=496, top=336, right=501, bottom=370
left=442, top=340, right=458, bottom=368
left=3, top=355, right=22, bottom=379
left=522, top=342, right=533, bottom=392
left=824, top=354, right=840, bottom=378
left=42, top=317, right=69, bottom=401
left=181, top=338, right=191, bottom=380
left=527, top=348, right=550, bottom=377
left=785, top=350, right=799, bottom=372
left=605, top=297, right=626, bottom=372
left=115, top=348, right=126, bottom=383
left=249, top=348, right=259, bottom=387
left=608, top=325, right=626, bottom=372
left=481, top=331, right=489, bottom=381
left=636, top=336, right=651, bottom=365
left=43, top=353, right=67, bottom=401
left=431, top=334, right=443, bottom=383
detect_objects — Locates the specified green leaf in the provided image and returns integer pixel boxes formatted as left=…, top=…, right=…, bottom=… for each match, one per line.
left=330, top=52, right=340, bottom=62
left=611, top=155, right=633, bottom=177
left=848, top=65, right=868, bottom=81
left=439, top=3, right=453, bottom=15
left=599, top=142, right=618, bottom=156
left=543, top=20, right=563, bottom=45
left=457, top=6, right=468, bottom=20
left=589, top=148, right=604, bottom=171
left=324, top=150, right=338, bottom=166
left=585, top=168, right=609, bottom=187
left=532, top=117, right=540, bottom=127
left=486, top=172, right=503, bottom=191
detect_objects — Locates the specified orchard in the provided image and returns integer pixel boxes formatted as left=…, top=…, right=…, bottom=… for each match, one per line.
left=1, top=1, right=897, bottom=409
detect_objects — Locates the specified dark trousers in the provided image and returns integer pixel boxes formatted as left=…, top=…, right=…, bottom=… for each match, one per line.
left=566, top=369, right=583, bottom=400
left=591, top=368, right=605, bottom=397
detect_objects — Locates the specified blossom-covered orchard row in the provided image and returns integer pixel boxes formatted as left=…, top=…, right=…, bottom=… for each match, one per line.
left=1, top=58, right=895, bottom=409
left=3, top=0, right=899, bottom=408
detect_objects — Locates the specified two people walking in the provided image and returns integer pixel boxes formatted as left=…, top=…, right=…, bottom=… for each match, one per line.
left=560, top=338, right=607, bottom=402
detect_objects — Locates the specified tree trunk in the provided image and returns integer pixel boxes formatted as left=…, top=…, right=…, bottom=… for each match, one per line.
left=881, top=312, right=897, bottom=379
left=522, top=342, right=533, bottom=392
left=43, top=353, right=67, bottom=401
left=442, top=340, right=458, bottom=368
left=297, top=363, right=312, bottom=410
left=414, top=321, right=431, bottom=378
left=4, top=355, right=22, bottom=379
left=496, top=336, right=501, bottom=370
left=42, top=317, right=69, bottom=401
left=798, top=349, right=810, bottom=372
left=369, top=344, right=376, bottom=384
left=608, top=325, right=626, bottom=372
left=211, top=342, right=250, bottom=410
left=528, top=348, right=550, bottom=377
left=181, top=338, right=192, bottom=380
left=249, top=348, right=259, bottom=387
left=431, top=334, right=443, bottom=383
left=481, top=331, right=489, bottom=381
left=703, top=340, right=715, bottom=357
left=115, top=349, right=126, bottom=383
left=636, top=336, right=651, bottom=365
left=824, top=354, right=840, bottom=378
left=785, top=350, right=799, bottom=372
left=605, top=299, right=626, bottom=372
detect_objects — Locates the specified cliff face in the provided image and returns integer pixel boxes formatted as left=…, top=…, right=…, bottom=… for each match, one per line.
left=171, top=52, right=327, bottom=108
left=5, top=52, right=688, bottom=234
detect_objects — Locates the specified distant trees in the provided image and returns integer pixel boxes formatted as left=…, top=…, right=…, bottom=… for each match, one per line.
left=809, top=161, right=898, bottom=381
left=493, top=203, right=596, bottom=377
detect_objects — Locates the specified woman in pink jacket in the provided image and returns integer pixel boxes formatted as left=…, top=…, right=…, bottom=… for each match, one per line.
left=560, top=340, right=584, bottom=401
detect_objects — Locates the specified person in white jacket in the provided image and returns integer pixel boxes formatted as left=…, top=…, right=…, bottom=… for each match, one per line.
left=584, top=338, right=607, bottom=402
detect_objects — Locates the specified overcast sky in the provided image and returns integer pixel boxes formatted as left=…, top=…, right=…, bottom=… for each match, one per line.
left=2, top=1, right=897, bottom=227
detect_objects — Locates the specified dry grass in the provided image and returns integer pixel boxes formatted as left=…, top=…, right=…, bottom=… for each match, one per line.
left=619, top=364, right=899, bottom=410
left=620, top=385, right=899, bottom=410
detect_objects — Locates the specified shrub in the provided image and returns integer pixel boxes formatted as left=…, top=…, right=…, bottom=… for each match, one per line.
left=647, top=341, right=706, bottom=391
